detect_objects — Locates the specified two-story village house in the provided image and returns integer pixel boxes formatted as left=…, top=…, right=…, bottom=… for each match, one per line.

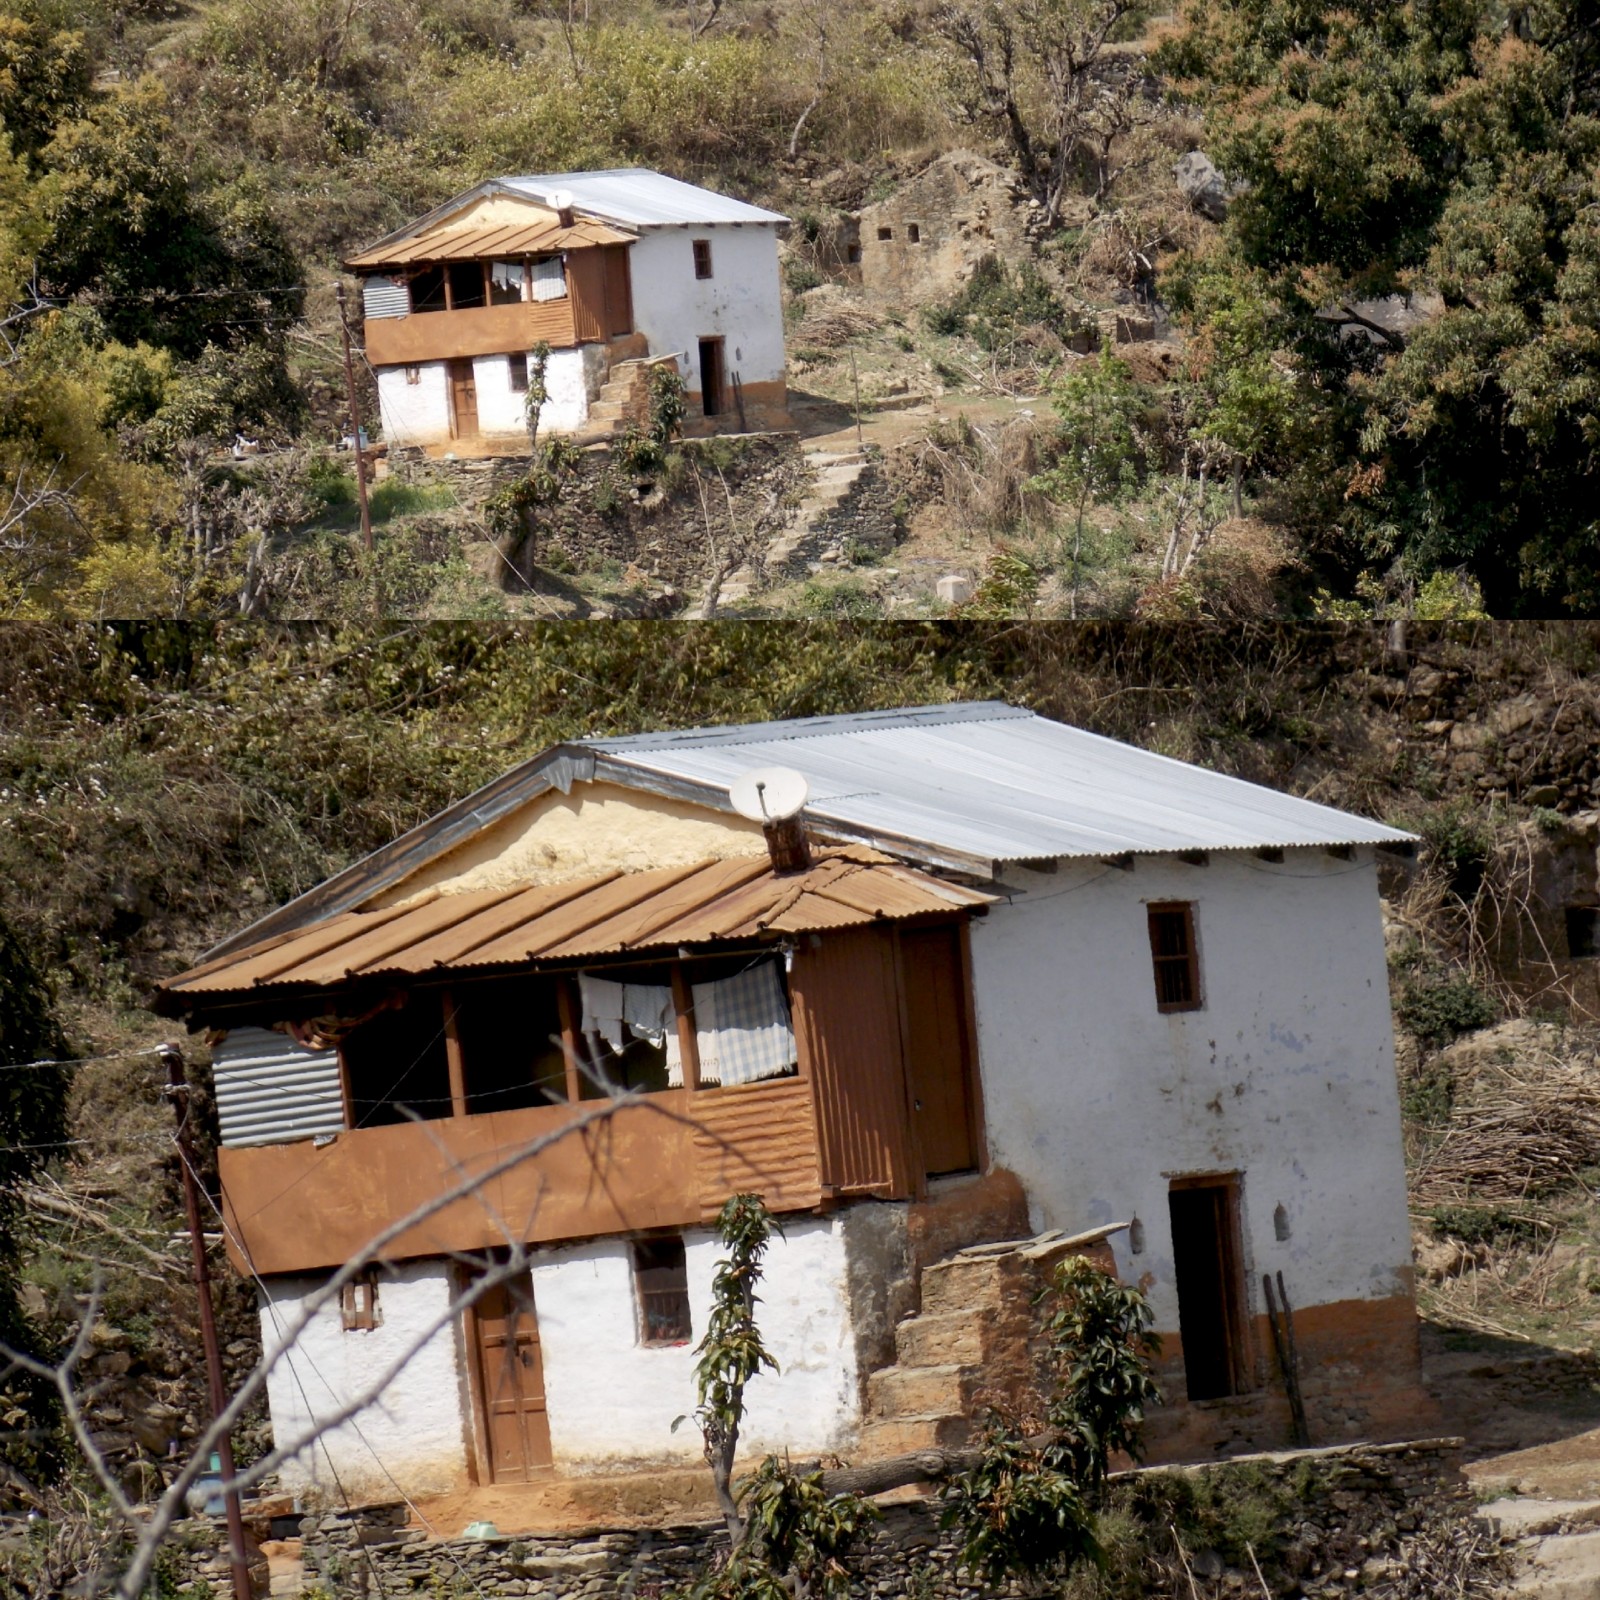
left=154, top=703, right=1429, bottom=1520
left=347, top=170, right=790, bottom=457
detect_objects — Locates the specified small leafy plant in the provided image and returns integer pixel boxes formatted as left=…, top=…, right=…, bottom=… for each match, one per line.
left=942, top=1255, right=1161, bottom=1586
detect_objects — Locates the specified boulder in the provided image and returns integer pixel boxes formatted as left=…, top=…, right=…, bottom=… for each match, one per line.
left=1174, top=151, right=1231, bottom=222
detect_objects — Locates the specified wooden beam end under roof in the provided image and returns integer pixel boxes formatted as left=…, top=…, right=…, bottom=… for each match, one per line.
left=1177, top=850, right=1209, bottom=867
left=1255, top=847, right=1285, bottom=864
left=1100, top=853, right=1135, bottom=871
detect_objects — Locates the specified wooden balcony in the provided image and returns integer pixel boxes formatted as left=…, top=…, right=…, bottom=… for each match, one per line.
left=219, top=1079, right=826, bottom=1275
left=363, top=298, right=579, bottom=366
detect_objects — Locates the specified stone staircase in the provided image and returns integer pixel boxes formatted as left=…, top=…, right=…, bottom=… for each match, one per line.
left=720, top=445, right=890, bottom=605
left=584, top=359, right=654, bottom=436
left=856, top=1228, right=1125, bottom=1460
left=1481, top=1495, right=1600, bottom=1597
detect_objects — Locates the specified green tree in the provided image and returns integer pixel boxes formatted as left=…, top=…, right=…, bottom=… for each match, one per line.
left=1029, top=346, right=1149, bottom=617
left=0, top=911, right=71, bottom=1489
left=941, top=1255, right=1160, bottom=1586
left=1156, top=0, right=1600, bottom=613
left=678, top=1194, right=879, bottom=1600
left=1172, top=264, right=1294, bottom=517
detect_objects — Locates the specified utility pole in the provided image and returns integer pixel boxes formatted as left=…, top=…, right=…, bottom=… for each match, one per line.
left=334, top=281, right=380, bottom=620
left=161, top=1044, right=254, bottom=1600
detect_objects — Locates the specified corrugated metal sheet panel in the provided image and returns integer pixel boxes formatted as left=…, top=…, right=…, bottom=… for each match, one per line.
left=362, top=275, right=409, bottom=319
left=347, top=219, right=634, bottom=269
left=161, top=848, right=991, bottom=1005
left=505, top=170, right=787, bottom=227
left=692, top=1078, right=821, bottom=1216
left=210, top=1028, right=343, bottom=1148
left=584, top=702, right=1418, bottom=868
left=790, top=925, right=914, bottom=1199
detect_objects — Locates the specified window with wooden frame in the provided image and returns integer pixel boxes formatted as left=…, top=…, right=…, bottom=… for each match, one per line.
left=404, top=365, right=421, bottom=385
left=341, top=1267, right=381, bottom=1332
left=692, top=239, right=713, bottom=279
left=632, top=1236, right=691, bottom=1344
left=1147, top=902, right=1202, bottom=1012
left=508, top=354, right=529, bottom=394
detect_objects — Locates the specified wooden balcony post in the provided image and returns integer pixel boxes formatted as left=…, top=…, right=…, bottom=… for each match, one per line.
left=442, top=987, right=468, bottom=1119
left=670, top=966, right=701, bottom=1091
left=556, top=977, right=585, bottom=1104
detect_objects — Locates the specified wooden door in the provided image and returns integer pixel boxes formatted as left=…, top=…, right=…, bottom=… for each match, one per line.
left=899, top=924, right=979, bottom=1176
left=602, top=245, right=634, bottom=336
left=448, top=359, right=479, bottom=439
left=471, top=1271, right=552, bottom=1481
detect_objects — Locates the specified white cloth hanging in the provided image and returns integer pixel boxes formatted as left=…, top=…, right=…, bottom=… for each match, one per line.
left=529, top=255, right=567, bottom=301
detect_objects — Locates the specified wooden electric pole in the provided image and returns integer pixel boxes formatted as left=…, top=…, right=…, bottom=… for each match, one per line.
left=334, top=281, right=381, bottom=621
left=161, top=1044, right=254, bottom=1600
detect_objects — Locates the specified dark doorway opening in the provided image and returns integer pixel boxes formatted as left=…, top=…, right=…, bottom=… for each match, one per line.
left=1168, top=1176, right=1248, bottom=1401
left=698, top=337, right=726, bottom=417
left=1566, top=903, right=1599, bottom=959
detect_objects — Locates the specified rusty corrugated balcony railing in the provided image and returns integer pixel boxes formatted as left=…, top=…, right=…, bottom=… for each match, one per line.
left=363, top=298, right=579, bottom=367
left=219, top=1076, right=828, bottom=1275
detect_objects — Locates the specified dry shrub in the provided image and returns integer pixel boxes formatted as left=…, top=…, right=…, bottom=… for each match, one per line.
left=903, top=414, right=1050, bottom=538
left=792, top=287, right=884, bottom=349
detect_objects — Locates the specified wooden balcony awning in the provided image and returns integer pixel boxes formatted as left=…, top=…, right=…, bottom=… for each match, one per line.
left=157, top=847, right=992, bottom=1013
left=346, top=217, right=636, bottom=270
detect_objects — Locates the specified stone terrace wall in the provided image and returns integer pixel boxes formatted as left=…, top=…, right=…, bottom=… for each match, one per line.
left=163, top=1438, right=1472, bottom=1598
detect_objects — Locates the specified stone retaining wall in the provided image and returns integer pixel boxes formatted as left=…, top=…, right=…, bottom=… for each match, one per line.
left=163, top=1438, right=1472, bottom=1598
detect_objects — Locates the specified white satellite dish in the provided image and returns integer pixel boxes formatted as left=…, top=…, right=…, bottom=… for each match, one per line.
left=547, top=188, right=576, bottom=212
left=729, top=767, right=809, bottom=823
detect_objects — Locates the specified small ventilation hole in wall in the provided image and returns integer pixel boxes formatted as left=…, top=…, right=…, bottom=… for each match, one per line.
left=1274, top=1203, right=1291, bottom=1242
left=1129, top=1216, right=1145, bottom=1254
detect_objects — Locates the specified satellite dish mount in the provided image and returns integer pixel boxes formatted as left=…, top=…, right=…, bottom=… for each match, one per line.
left=729, top=767, right=812, bottom=875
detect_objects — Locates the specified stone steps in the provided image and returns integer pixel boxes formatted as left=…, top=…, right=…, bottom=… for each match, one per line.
left=1479, top=1496, right=1600, bottom=1598
left=720, top=448, right=880, bottom=603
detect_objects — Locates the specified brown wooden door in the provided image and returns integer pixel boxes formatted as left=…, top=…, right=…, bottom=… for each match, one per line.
left=448, top=359, right=479, bottom=439
left=899, top=924, right=978, bottom=1176
left=602, top=245, right=634, bottom=335
left=472, top=1271, right=552, bottom=1481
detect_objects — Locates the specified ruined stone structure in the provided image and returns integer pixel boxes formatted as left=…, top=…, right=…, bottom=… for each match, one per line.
left=854, top=152, right=1033, bottom=309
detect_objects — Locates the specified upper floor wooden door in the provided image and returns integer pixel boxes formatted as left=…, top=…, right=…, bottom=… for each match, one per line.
left=899, top=924, right=980, bottom=1176
left=470, top=1270, right=552, bottom=1481
left=448, top=358, right=479, bottom=439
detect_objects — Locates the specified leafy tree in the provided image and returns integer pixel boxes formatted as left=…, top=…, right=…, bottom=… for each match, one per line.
left=1029, top=346, right=1149, bottom=617
left=1171, top=263, right=1294, bottom=517
left=941, top=1256, right=1159, bottom=1585
left=677, top=1194, right=880, bottom=1600
left=1156, top=0, right=1600, bottom=613
left=0, top=911, right=71, bottom=1490
left=688, top=1193, right=781, bottom=1540
left=0, top=1, right=92, bottom=163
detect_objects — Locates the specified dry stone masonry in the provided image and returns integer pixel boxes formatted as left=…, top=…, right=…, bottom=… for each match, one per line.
left=162, top=1439, right=1478, bottom=1599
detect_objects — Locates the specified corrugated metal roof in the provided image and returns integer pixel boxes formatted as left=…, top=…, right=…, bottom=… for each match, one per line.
left=580, top=702, right=1416, bottom=870
left=162, top=847, right=990, bottom=1007
left=347, top=217, right=634, bottom=269
left=192, top=702, right=1415, bottom=964
left=504, top=170, right=787, bottom=228
left=210, top=1028, right=344, bottom=1147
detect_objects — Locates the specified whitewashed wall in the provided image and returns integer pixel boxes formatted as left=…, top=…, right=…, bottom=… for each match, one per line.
left=627, top=226, right=787, bottom=397
left=968, top=847, right=1412, bottom=1332
left=258, top=1215, right=860, bottom=1501
left=471, top=347, right=592, bottom=437
left=376, top=362, right=450, bottom=449
left=535, top=1215, right=859, bottom=1472
left=259, top=1261, right=468, bottom=1504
